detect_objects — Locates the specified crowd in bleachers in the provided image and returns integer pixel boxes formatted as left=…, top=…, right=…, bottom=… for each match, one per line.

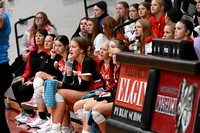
left=6, top=0, right=200, bottom=132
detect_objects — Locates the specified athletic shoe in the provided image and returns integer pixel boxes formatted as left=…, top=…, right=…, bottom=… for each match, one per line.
left=38, top=118, right=50, bottom=129
left=27, top=117, right=47, bottom=128
left=47, top=123, right=61, bottom=133
left=17, top=112, right=32, bottom=124
left=37, top=123, right=52, bottom=133
left=26, top=113, right=39, bottom=124
left=15, top=110, right=26, bottom=121
left=21, top=97, right=38, bottom=110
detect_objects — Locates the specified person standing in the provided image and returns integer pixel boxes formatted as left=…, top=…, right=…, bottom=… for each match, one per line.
left=0, top=8, right=13, bottom=133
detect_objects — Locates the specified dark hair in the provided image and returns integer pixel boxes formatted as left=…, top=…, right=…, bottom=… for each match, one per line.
left=47, top=34, right=56, bottom=40
left=34, top=28, right=48, bottom=46
left=179, top=19, right=198, bottom=37
left=86, top=18, right=101, bottom=43
left=130, top=3, right=139, bottom=11
left=95, top=1, right=107, bottom=14
left=140, top=2, right=151, bottom=10
left=72, top=37, right=88, bottom=53
left=71, top=17, right=89, bottom=40
left=167, top=8, right=183, bottom=23
left=55, top=35, right=69, bottom=46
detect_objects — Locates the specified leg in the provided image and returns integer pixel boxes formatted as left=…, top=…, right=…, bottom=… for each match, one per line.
left=73, top=98, right=93, bottom=123
left=92, top=102, right=113, bottom=133
left=0, top=62, right=13, bottom=133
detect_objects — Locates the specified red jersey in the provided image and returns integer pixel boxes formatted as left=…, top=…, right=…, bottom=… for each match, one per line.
left=100, top=60, right=116, bottom=91
left=152, top=13, right=166, bottom=38
left=57, top=57, right=65, bottom=75
left=73, top=55, right=104, bottom=91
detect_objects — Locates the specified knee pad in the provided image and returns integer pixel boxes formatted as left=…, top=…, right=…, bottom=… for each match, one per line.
left=92, top=110, right=105, bottom=124
left=55, top=93, right=65, bottom=102
left=75, top=109, right=84, bottom=121
left=83, top=110, right=89, bottom=118
left=33, top=78, right=44, bottom=89
left=35, top=90, right=44, bottom=103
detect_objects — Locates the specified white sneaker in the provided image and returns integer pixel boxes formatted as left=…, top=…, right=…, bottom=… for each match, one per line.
left=17, top=112, right=32, bottom=124
left=37, top=123, right=52, bottom=133
left=38, top=118, right=50, bottom=129
left=15, top=110, right=25, bottom=121
left=27, top=117, right=47, bottom=128
left=48, top=123, right=61, bottom=133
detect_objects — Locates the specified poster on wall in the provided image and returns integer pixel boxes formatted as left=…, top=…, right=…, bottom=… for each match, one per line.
left=111, top=64, right=150, bottom=127
left=151, top=70, right=200, bottom=133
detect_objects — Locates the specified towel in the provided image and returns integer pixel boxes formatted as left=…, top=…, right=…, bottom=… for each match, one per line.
left=44, top=79, right=58, bottom=107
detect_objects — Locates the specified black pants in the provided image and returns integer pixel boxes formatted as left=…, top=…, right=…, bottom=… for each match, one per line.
left=174, top=0, right=189, bottom=12
left=11, top=81, right=34, bottom=107
left=0, top=62, right=13, bottom=133
left=10, top=55, right=26, bottom=77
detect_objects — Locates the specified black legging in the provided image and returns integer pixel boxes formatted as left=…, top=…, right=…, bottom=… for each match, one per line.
left=12, top=81, right=34, bottom=107
left=0, top=62, right=13, bottom=133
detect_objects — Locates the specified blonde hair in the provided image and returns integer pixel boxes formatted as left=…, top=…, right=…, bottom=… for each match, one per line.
left=165, top=22, right=176, bottom=35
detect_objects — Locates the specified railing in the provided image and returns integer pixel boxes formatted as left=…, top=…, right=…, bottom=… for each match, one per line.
left=14, top=15, right=35, bottom=56
left=113, top=18, right=140, bottom=38
left=84, top=0, right=104, bottom=17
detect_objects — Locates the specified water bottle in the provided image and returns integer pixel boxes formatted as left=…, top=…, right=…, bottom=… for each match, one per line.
left=134, top=39, right=140, bottom=54
left=5, top=96, right=11, bottom=109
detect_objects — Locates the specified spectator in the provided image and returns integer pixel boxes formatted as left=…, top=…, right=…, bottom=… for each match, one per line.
left=0, top=8, right=13, bottom=133
left=165, top=8, right=183, bottom=24
left=11, top=12, right=58, bottom=78
left=92, top=1, right=109, bottom=31
left=124, top=3, right=140, bottom=41
left=129, top=19, right=154, bottom=54
left=102, top=16, right=127, bottom=42
left=194, top=0, right=200, bottom=36
left=114, top=1, right=129, bottom=25
left=86, top=18, right=108, bottom=57
left=163, top=23, right=176, bottom=39
left=151, top=0, right=166, bottom=38
left=71, top=17, right=89, bottom=39
left=12, top=29, right=48, bottom=124
left=174, top=19, right=198, bottom=42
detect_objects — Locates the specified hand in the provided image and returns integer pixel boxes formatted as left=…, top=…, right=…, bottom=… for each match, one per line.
left=114, top=12, right=120, bottom=21
left=129, top=43, right=135, bottom=51
left=22, top=51, right=28, bottom=61
left=24, top=80, right=33, bottom=86
left=16, top=78, right=25, bottom=84
left=57, top=80, right=62, bottom=88
left=99, top=92, right=111, bottom=97
left=50, top=49, right=57, bottom=59
left=95, top=91, right=102, bottom=95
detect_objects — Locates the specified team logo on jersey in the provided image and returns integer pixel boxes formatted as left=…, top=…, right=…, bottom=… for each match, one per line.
left=175, top=78, right=197, bottom=133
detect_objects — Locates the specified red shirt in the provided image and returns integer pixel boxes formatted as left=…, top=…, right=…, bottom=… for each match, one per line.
left=152, top=13, right=166, bottom=38
left=148, top=15, right=156, bottom=26
left=186, top=37, right=194, bottom=44
left=100, top=61, right=115, bottom=91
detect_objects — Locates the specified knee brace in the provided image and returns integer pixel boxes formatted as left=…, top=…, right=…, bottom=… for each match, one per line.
left=35, top=90, right=44, bottom=103
left=55, top=93, right=65, bottom=102
left=75, top=109, right=84, bottom=121
left=33, top=77, right=44, bottom=89
left=92, top=110, right=105, bottom=124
